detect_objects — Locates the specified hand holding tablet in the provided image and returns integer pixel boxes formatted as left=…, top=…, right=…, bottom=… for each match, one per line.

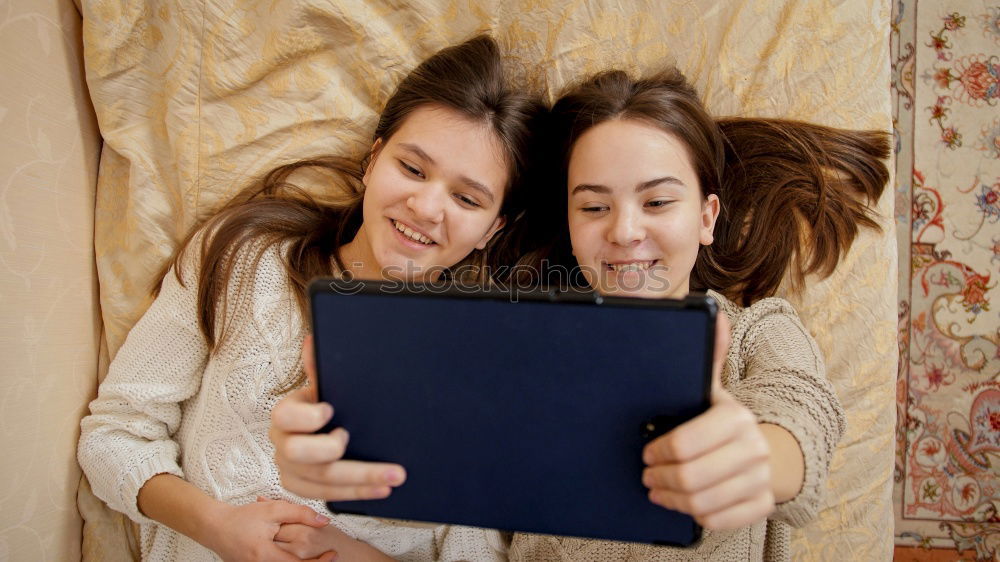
left=270, top=339, right=407, bottom=503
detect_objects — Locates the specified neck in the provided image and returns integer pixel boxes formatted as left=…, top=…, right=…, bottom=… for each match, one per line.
left=337, top=228, right=382, bottom=280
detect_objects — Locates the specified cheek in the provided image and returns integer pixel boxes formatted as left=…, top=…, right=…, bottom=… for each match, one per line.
left=360, top=189, right=378, bottom=223
left=361, top=172, right=386, bottom=212
left=448, top=214, right=491, bottom=247
left=662, top=217, right=703, bottom=254
left=567, top=222, right=601, bottom=262
left=365, top=163, right=407, bottom=202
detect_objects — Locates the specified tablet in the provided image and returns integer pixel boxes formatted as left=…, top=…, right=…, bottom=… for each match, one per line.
left=309, top=278, right=716, bottom=547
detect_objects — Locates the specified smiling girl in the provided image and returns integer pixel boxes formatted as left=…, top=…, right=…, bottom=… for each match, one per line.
left=506, top=69, right=890, bottom=560
left=78, top=36, right=543, bottom=562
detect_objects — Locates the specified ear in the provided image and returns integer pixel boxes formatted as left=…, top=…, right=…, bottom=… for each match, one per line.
left=362, top=138, right=385, bottom=186
left=699, top=194, right=721, bottom=246
left=475, top=215, right=506, bottom=250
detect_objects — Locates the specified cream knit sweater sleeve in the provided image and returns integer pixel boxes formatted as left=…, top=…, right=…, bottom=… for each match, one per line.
left=721, top=296, right=847, bottom=528
left=77, top=246, right=209, bottom=526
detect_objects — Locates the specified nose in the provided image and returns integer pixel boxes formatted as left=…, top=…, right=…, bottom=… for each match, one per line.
left=406, top=185, right=446, bottom=224
left=607, top=207, right=645, bottom=246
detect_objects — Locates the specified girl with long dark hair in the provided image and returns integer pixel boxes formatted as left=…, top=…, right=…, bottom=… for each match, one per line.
left=506, top=68, right=889, bottom=560
left=78, top=35, right=543, bottom=561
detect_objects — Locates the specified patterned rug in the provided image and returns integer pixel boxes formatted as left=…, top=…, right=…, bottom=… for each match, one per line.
left=892, top=0, right=1000, bottom=560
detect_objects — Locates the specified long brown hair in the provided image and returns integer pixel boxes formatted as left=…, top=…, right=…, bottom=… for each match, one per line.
left=156, top=35, right=544, bottom=389
left=529, top=68, right=890, bottom=305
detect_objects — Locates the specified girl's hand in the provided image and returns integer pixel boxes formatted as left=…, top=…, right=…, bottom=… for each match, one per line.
left=257, top=497, right=335, bottom=560
left=641, top=314, right=776, bottom=530
left=270, top=335, right=407, bottom=501
left=203, top=498, right=335, bottom=562
left=250, top=496, right=354, bottom=562
left=259, top=497, right=397, bottom=562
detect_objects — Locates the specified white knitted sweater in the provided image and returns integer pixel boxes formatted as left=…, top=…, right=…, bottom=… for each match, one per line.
left=77, top=240, right=505, bottom=561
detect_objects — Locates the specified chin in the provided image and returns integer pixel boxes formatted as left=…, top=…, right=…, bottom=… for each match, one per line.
left=595, top=275, right=680, bottom=300
left=369, top=252, right=414, bottom=280
left=600, top=287, right=672, bottom=299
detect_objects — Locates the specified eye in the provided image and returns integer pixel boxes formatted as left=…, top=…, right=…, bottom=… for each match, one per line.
left=398, top=160, right=425, bottom=179
left=580, top=205, right=609, bottom=214
left=645, top=199, right=674, bottom=209
left=454, top=193, right=482, bottom=208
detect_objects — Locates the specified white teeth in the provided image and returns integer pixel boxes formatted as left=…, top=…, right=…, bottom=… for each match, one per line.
left=609, top=261, right=653, bottom=272
left=393, top=220, right=433, bottom=245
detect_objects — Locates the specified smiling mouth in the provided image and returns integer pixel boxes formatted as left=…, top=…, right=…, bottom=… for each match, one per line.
left=392, top=219, right=436, bottom=245
left=605, top=260, right=658, bottom=272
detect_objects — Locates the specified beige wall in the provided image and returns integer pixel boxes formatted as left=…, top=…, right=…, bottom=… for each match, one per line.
left=0, top=0, right=102, bottom=560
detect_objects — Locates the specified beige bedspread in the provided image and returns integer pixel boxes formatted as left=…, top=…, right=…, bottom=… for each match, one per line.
left=80, top=1, right=896, bottom=559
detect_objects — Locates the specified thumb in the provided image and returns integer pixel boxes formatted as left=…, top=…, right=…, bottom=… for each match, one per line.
left=274, top=501, right=331, bottom=528
left=711, top=311, right=731, bottom=399
left=301, top=334, right=319, bottom=402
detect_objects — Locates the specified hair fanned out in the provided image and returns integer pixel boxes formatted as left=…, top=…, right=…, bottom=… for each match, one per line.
left=533, top=68, right=890, bottom=305
left=699, top=118, right=890, bottom=304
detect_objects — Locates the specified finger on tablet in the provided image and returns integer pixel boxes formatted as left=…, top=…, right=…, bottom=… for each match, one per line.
left=280, top=475, right=394, bottom=502
left=643, top=436, right=768, bottom=494
left=644, top=399, right=751, bottom=464
left=694, top=491, right=775, bottom=530
left=278, top=429, right=350, bottom=465
left=272, top=396, right=334, bottom=434
left=648, top=468, right=766, bottom=521
left=301, top=460, right=407, bottom=488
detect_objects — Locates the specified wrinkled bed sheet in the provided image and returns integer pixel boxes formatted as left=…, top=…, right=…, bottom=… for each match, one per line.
left=80, top=1, right=895, bottom=560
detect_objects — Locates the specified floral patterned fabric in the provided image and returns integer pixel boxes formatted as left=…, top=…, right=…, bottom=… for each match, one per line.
left=893, top=0, right=1000, bottom=559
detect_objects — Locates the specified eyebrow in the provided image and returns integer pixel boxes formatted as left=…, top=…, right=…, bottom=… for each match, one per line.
left=570, top=176, right=686, bottom=196
left=398, top=142, right=496, bottom=206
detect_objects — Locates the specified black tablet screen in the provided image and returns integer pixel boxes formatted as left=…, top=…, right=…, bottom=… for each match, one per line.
left=311, top=284, right=713, bottom=547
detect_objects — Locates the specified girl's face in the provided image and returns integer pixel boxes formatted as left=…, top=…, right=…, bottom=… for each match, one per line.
left=342, top=104, right=508, bottom=280
left=567, top=118, right=719, bottom=298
